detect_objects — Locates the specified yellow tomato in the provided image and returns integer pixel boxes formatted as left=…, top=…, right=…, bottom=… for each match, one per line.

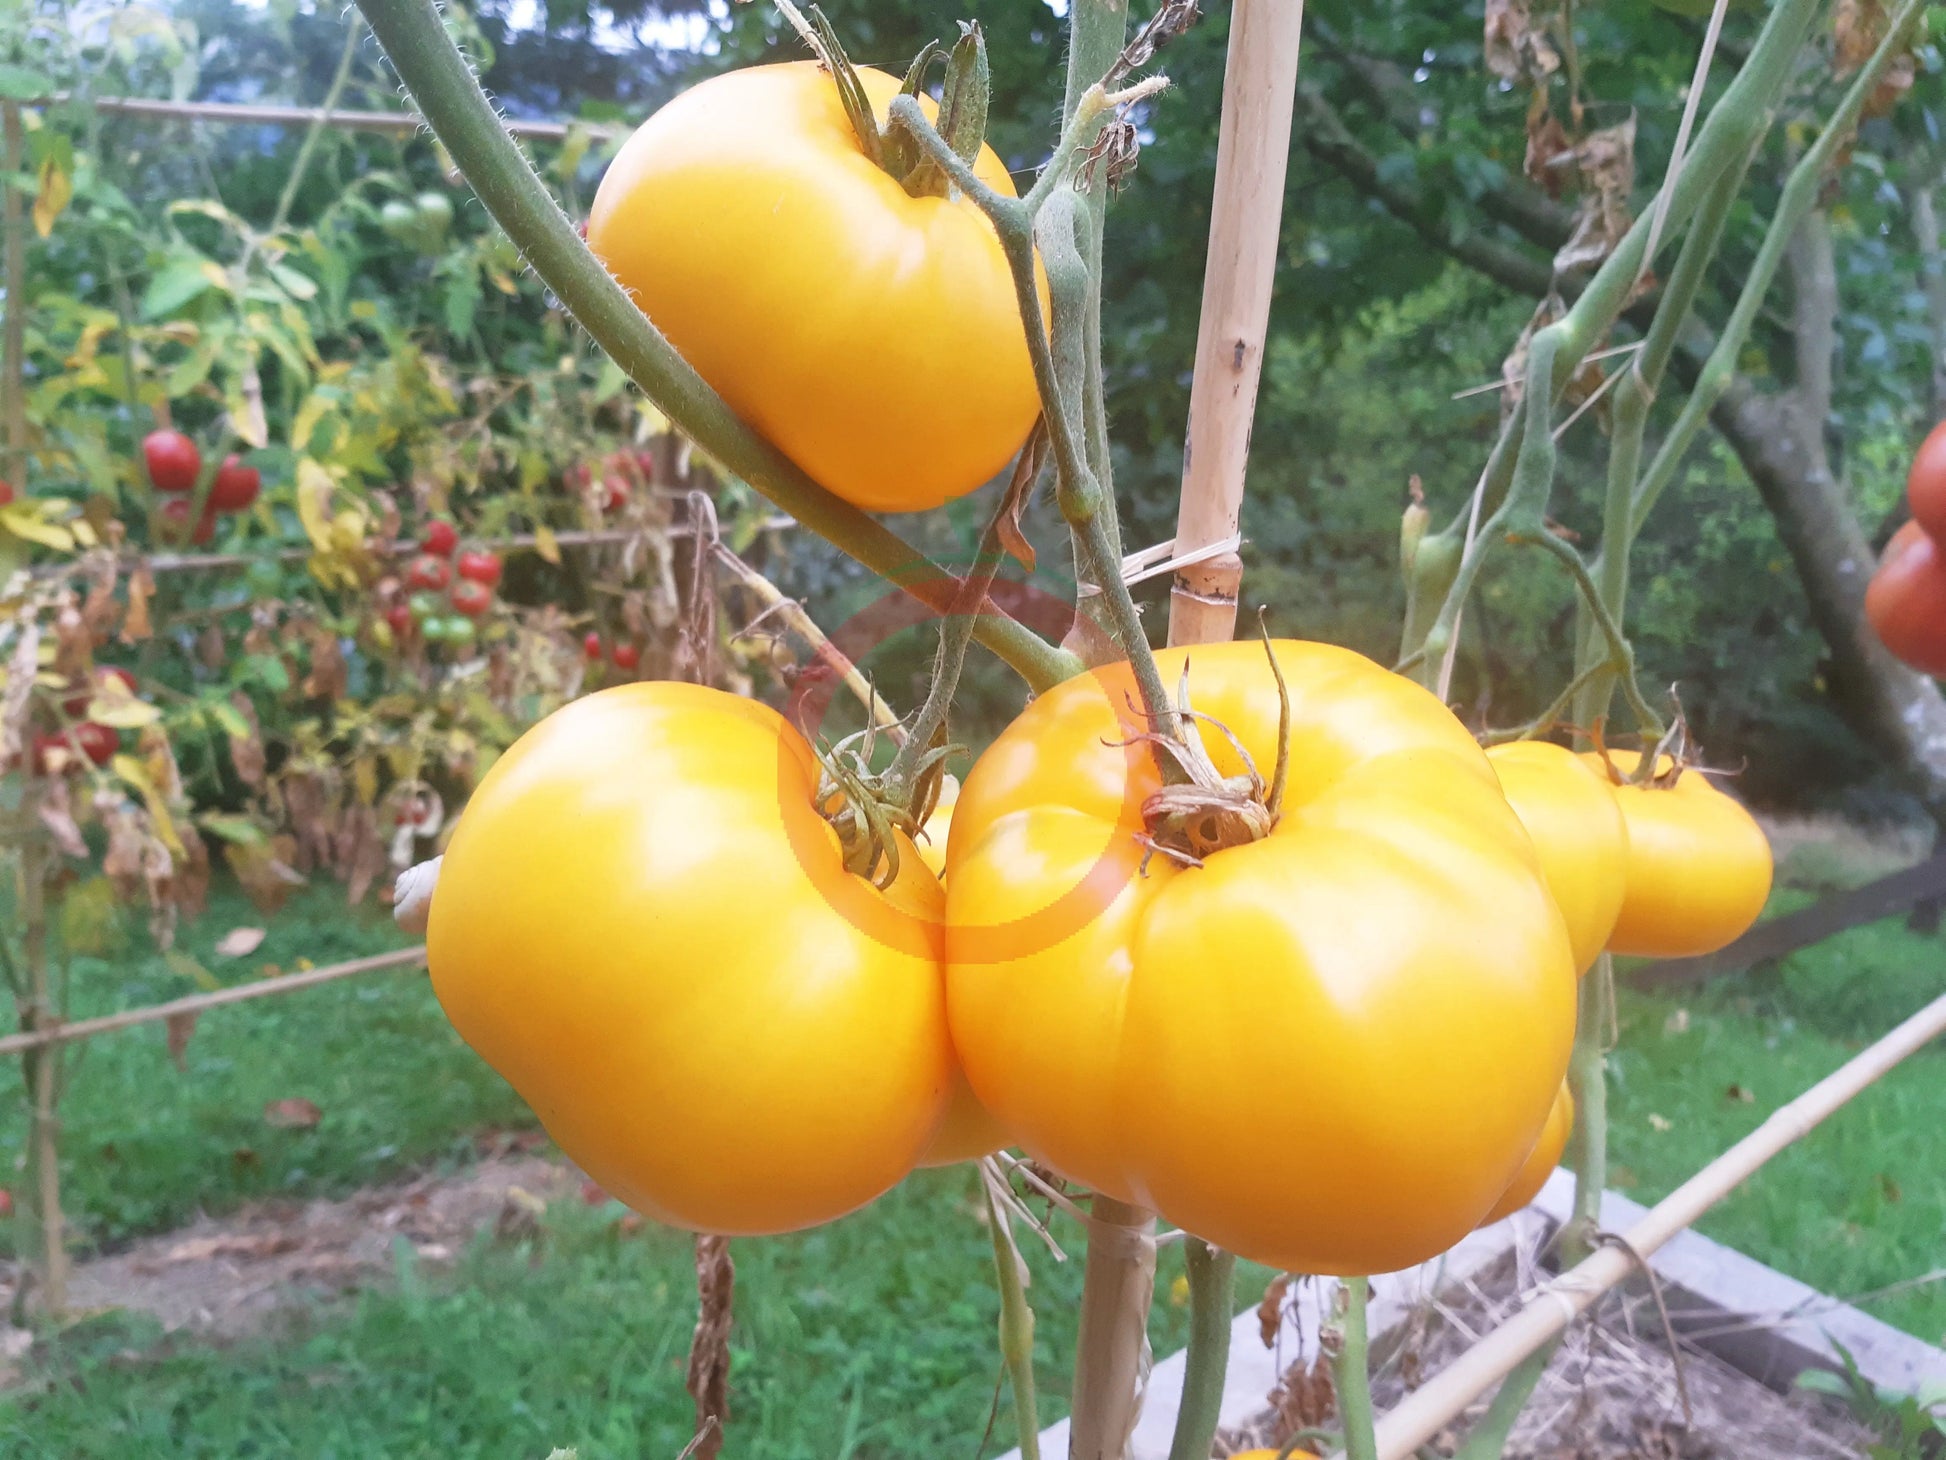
left=428, top=682, right=954, bottom=1234
left=1481, top=1082, right=1572, bottom=1226
left=1581, top=751, right=1772, bottom=959
left=587, top=62, right=1043, bottom=514
left=914, top=775, right=1009, bottom=1167
left=945, top=640, right=1577, bottom=1276
left=1487, top=741, right=1629, bottom=973
left=916, top=774, right=958, bottom=880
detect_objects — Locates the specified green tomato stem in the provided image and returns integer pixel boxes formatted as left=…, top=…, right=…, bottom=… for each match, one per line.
left=352, top=0, right=1078, bottom=696
left=1563, top=955, right=1614, bottom=1263
left=1333, top=1277, right=1379, bottom=1460
left=1446, top=1342, right=1554, bottom=1460
left=1164, top=1239, right=1237, bottom=1460
left=1628, top=0, right=1930, bottom=536
left=1401, top=0, right=1824, bottom=681
left=887, top=97, right=1175, bottom=735
left=980, top=1168, right=1043, bottom=1460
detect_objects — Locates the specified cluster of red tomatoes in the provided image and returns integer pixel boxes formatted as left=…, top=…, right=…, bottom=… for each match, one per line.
left=384, top=519, right=503, bottom=650
left=142, top=429, right=262, bottom=545
left=564, top=446, right=657, bottom=516
left=30, top=666, right=138, bottom=776
left=1865, top=422, right=1946, bottom=677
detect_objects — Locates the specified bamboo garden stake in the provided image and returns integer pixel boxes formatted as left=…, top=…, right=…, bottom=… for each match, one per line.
left=1167, top=0, right=1306, bottom=648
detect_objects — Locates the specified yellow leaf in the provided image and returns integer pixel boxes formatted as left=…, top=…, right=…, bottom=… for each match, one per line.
left=290, top=391, right=332, bottom=455
left=0, top=504, right=75, bottom=552
left=90, top=696, right=162, bottom=729
left=534, top=524, right=561, bottom=565
left=33, top=153, right=72, bottom=237
left=112, top=752, right=186, bottom=857
left=295, top=458, right=336, bottom=553
left=353, top=755, right=378, bottom=807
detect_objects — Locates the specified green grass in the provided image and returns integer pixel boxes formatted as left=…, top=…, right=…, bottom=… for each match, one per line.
left=1609, top=902, right=1946, bottom=1346
left=0, top=882, right=526, bottom=1248
left=0, top=883, right=1938, bottom=1456
left=0, top=1169, right=1232, bottom=1459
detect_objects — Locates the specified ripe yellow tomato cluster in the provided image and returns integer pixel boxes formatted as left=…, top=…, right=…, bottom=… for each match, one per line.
left=425, top=641, right=1770, bottom=1267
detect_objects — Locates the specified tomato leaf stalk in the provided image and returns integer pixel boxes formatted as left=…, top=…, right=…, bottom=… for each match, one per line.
left=351, top=0, right=1078, bottom=695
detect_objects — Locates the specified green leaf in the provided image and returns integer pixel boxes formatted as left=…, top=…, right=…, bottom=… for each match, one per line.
left=197, top=811, right=265, bottom=845
left=140, top=255, right=226, bottom=320
left=443, top=266, right=482, bottom=340
left=268, top=261, right=318, bottom=302
left=0, top=65, right=53, bottom=101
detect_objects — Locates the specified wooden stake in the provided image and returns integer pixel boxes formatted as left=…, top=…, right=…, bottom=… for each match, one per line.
left=1166, top=0, right=1307, bottom=647
left=1342, top=990, right=1946, bottom=1460
left=0, top=947, right=426, bottom=1058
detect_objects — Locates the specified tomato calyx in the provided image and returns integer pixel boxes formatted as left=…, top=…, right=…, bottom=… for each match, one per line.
left=1128, top=636, right=1293, bottom=870
left=1588, top=712, right=1695, bottom=791
left=813, top=717, right=958, bottom=888
left=780, top=1, right=990, bottom=201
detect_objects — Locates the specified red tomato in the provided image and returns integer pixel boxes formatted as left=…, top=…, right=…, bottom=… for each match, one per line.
left=209, top=456, right=261, bottom=512
left=159, top=496, right=216, bottom=545
left=34, top=723, right=116, bottom=773
left=385, top=603, right=415, bottom=637
left=611, top=642, right=641, bottom=671
left=451, top=579, right=494, bottom=618
left=1865, top=520, right=1946, bottom=676
left=583, top=631, right=604, bottom=660
left=422, top=520, right=460, bottom=558
left=632, top=447, right=658, bottom=483
left=406, top=554, right=453, bottom=592
left=0, top=480, right=13, bottom=506
left=143, top=429, right=201, bottom=493
left=456, top=550, right=502, bottom=588
left=1908, top=422, right=1946, bottom=542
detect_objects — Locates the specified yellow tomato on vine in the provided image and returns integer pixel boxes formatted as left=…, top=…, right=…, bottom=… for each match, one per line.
left=428, top=682, right=955, bottom=1234
left=588, top=62, right=1044, bottom=514
left=1487, top=740, right=1629, bottom=974
left=1581, top=751, right=1772, bottom=959
left=1481, top=1083, right=1573, bottom=1226
left=944, top=640, right=1577, bottom=1276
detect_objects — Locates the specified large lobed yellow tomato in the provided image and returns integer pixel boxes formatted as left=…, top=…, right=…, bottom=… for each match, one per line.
left=1486, top=741, right=1629, bottom=974
left=587, top=62, right=1043, bottom=515
left=944, top=640, right=1578, bottom=1276
left=1480, top=1083, right=1573, bottom=1227
left=427, top=682, right=956, bottom=1235
left=1582, top=751, right=1772, bottom=959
